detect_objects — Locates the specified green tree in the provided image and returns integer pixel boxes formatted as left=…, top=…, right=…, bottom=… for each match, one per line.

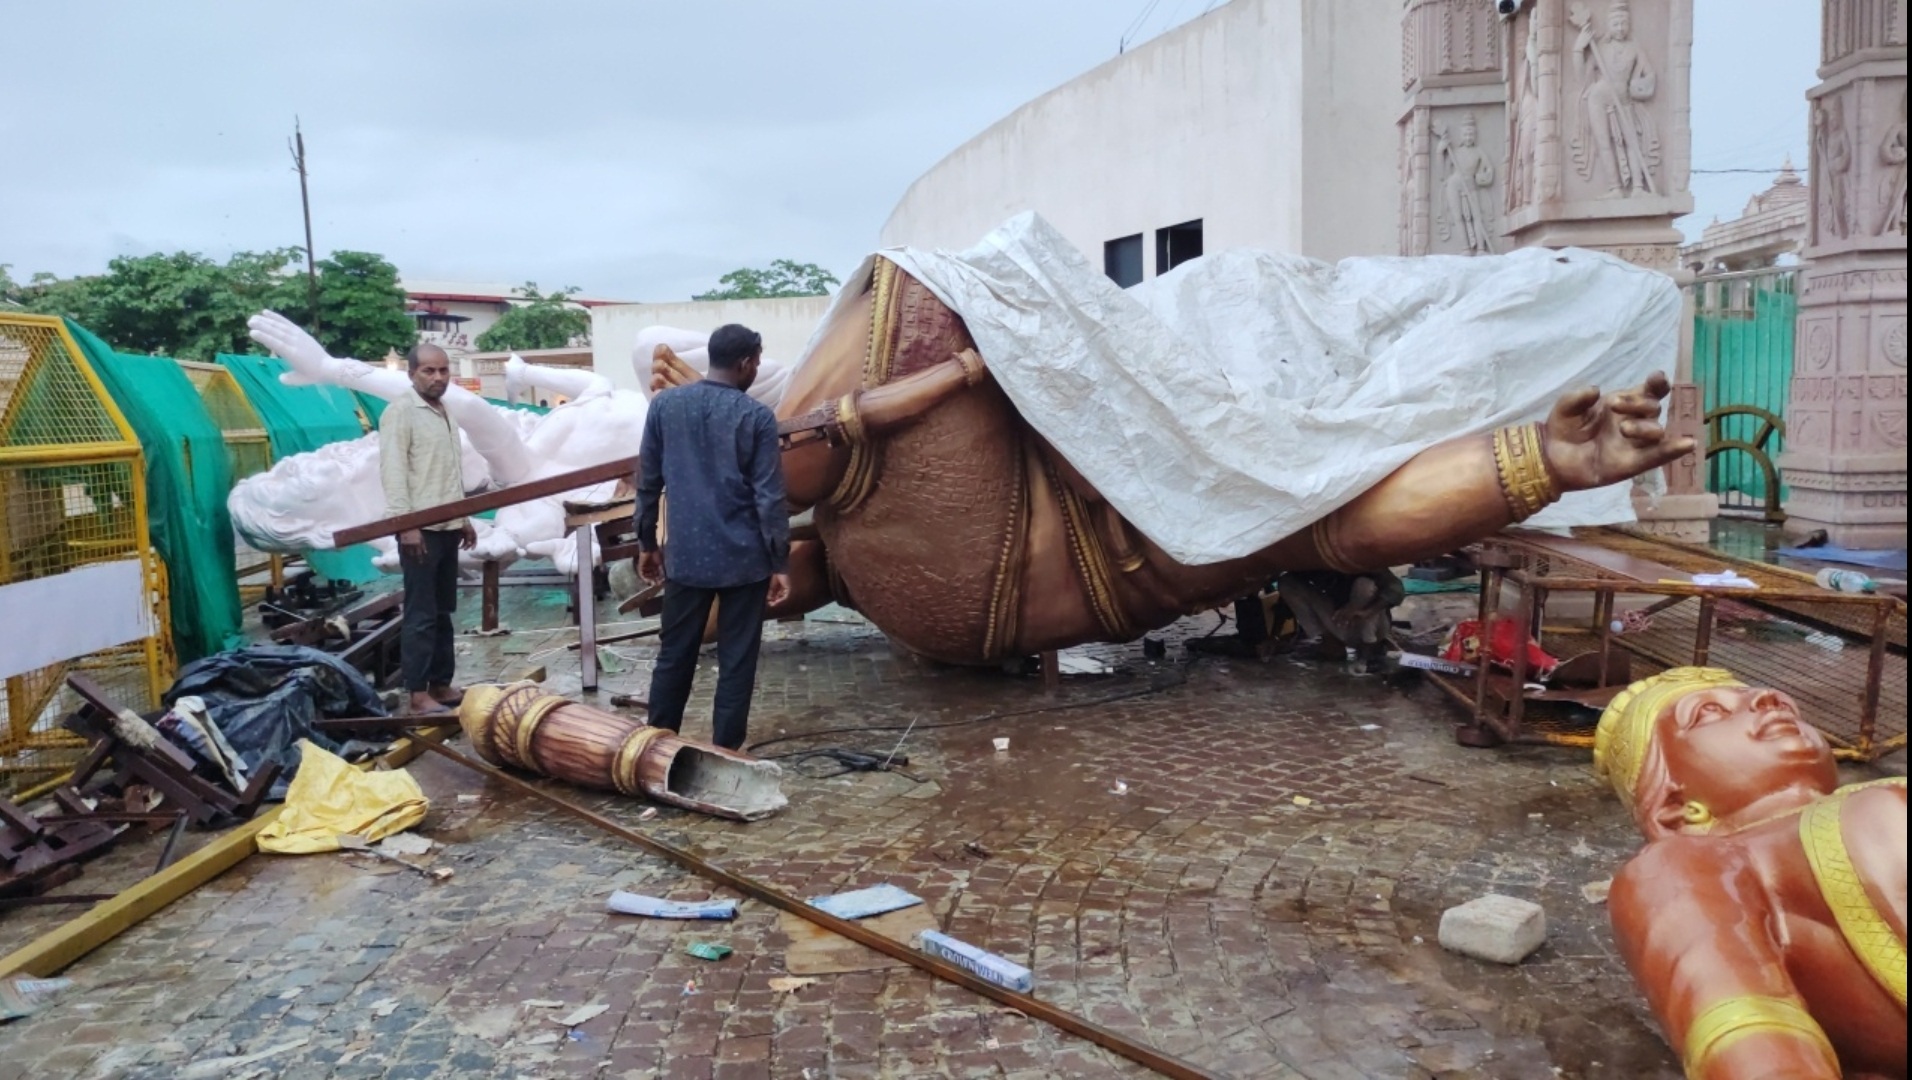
left=474, top=283, right=591, bottom=351
left=693, top=259, right=839, bottom=301
left=306, top=250, right=416, bottom=361
left=3, top=247, right=413, bottom=361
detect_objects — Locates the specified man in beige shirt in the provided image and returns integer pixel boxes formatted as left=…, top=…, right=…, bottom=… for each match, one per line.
left=379, top=343, right=476, bottom=714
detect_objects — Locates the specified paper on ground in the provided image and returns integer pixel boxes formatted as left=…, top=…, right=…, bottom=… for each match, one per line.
left=606, top=891, right=738, bottom=920
left=808, top=884, right=924, bottom=920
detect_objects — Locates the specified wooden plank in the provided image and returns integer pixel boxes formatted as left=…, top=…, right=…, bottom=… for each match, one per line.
left=333, top=456, right=637, bottom=546
left=0, top=724, right=457, bottom=979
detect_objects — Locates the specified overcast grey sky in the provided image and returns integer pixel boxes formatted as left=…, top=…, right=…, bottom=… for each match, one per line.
left=1, top=0, right=1818, bottom=302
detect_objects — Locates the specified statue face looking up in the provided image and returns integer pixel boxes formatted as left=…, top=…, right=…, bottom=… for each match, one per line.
left=1657, top=686, right=1837, bottom=824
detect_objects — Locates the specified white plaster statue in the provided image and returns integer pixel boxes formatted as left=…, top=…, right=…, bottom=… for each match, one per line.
left=1880, top=91, right=1907, bottom=237
left=1435, top=111, right=1499, bottom=254
left=629, top=325, right=794, bottom=409
left=230, top=312, right=649, bottom=576
left=1569, top=0, right=1662, bottom=198
left=1815, top=97, right=1855, bottom=242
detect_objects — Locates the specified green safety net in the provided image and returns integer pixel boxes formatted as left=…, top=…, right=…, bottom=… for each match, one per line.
left=66, top=321, right=245, bottom=662
left=215, top=353, right=379, bottom=583
left=354, top=390, right=387, bottom=428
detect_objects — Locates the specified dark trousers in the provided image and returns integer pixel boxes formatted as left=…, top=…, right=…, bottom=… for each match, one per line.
left=646, top=577, right=770, bottom=750
left=400, top=530, right=461, bottom=692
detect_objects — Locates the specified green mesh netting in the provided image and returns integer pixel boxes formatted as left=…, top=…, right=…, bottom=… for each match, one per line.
left=67, top=321, right=244, bottom=662
left=215, top=353, right=378, bottom=584
left=354, top=390, right=387, bottom=428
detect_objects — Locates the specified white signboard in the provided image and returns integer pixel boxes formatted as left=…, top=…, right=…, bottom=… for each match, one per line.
left=0, top=560, right=152, bottom=680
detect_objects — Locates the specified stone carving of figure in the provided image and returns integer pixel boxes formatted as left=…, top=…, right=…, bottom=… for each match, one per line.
left=1880, top=91, right=1907, bottom=237
left=1508, top=13, right=1542, bottom=213
left=1569, top=0, right=1662, bottom=197
left=1815, top=97, right=1855, bottom=241
left=1434, top=111, right=1498, bottom=254
left=1595, top=668, right=1907, bottom=1079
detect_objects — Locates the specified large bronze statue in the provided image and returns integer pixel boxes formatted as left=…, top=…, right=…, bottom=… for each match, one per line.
left=652, top=257, right=1693, bottom=665
left=1594, top=668, right=1906, bottom=1079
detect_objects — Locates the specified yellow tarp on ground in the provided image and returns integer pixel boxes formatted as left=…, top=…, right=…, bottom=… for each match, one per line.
left=257, top=740, right=429, bottom=854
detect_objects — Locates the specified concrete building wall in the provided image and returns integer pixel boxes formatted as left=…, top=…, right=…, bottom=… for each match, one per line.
left=590, top=295, right=835, bottom=394
left=878, top=0, right=1400, bottom=271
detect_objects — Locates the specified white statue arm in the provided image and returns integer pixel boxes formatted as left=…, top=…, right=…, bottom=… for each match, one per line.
left=247, top=310, right=532, bottom=485
left=506, top=352, right=612, bottom=403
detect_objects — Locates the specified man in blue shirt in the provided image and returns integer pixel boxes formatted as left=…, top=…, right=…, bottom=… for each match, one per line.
left=636, top=324, right=791, bottom=750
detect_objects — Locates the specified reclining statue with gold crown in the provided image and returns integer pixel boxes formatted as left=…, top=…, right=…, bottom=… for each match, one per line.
left=1595, top=668, right=1906, bottom=1080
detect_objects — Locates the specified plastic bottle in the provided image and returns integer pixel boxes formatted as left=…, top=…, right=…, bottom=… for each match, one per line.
left=1814, top=567, right=1876, bottom=594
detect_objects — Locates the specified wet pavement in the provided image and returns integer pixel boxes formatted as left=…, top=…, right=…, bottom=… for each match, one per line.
left=1, top=587, right=1899, bottom=1079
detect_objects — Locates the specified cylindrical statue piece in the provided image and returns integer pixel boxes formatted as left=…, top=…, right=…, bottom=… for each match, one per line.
left=457, top=682, right=786, bottom=821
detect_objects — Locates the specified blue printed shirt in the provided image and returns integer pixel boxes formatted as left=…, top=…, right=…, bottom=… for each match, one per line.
left=636, top=380, right=789, bottom=588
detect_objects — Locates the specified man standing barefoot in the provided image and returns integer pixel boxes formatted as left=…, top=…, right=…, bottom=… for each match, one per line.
left=637, top=324, right=791, bottom=750
left=380, top=343, right=476, bottom=715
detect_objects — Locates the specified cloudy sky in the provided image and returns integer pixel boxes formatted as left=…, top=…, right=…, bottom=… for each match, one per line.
left=2, top=0, right=1817, bottom=302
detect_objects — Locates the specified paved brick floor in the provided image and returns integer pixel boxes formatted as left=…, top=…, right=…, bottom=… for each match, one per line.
left=1, top=598, right=1896, bottom=1079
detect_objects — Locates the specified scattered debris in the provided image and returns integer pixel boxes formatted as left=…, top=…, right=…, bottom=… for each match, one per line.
left=916, top=930, right=1034, bottom=993
left=1056, top=650, right=1113, bottom=675
left=521, top=1032, right=561, bottom=1047
left=1439, top=894, right=1548, bottom=965
left=277, top=987, right=304, bottom=1000
left=637, top=807, right=659, bottom=821
left=963, top=842, right=994, bottom=859
left=809, top=884, right=924, bottom=920
left=0, top=976, right=73, bottom=1021
left=686, top=942, right=733, bottom=962
left=1291, top=795, right=1315, bottom=807
left=605, top=891, right=738, bottom=920
left=985, top=1037, right=1002, bottom=1050
left=1570, top=839, right=1596, bottom=858
left=992, top=737, right=1010, bottom=752
left=177, top=1036, right=312, bottom=1080
left=336, top=834, right=453, bottom=882
left=1358, top=723, right=1382, bottom=731
left=1110, top=781, right=1129, bottom=795
left=555, top=1003, right=608, bottom=1028
left=1395, top=652, right=1477, bottom=677
left=376, top=832, right=435, bottom=857
left=455, top=794, right=481, bottom=804
left=521, top=999, right=565, bottom=1009
left=1581, top=879, right=1613, bottom=905
left=768, top=977, right=817, bottom=994
left=681, top=981, right=698, bottom=996
left=369, top=998, right=400, bottom=1018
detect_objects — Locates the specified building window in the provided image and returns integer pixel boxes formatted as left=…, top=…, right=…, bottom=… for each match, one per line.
left=1155, top=219, right=1203, bottom=275
left=1104, top=234, right=1145, bottom=288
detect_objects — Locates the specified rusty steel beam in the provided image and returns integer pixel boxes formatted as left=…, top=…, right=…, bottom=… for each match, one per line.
left=332, top=456, right=638, bottom=547
left=405, top=730, right=1223, bottom=1080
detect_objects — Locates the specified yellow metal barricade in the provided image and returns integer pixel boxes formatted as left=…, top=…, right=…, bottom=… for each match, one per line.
left=0, top=314, right=170, bottom=795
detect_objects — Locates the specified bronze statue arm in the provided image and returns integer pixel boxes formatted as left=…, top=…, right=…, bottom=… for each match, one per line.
left=777, top=350, right=992, bottom=507
left=1610, top=845, right=1842, bottom=1080
left=1275, top=372, right=1695, bottom=572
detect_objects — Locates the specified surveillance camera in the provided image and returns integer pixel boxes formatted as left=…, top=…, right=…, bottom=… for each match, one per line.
left=1496, top=0, right=1528, bottom=16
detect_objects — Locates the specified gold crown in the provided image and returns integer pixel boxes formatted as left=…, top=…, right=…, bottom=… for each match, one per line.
left=1594, top=667, right=1745, bottom=806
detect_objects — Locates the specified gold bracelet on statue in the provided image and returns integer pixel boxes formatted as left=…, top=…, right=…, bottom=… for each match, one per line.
left=834, top=393, right=868, bottom=448
left=954, top=349, right=987, bottom=387
left=1310, top=515, right=1360, bottom=574
left=1493, top=423, right=1562, bottom=522
left=1681, top=996, right=1838, bottom=1078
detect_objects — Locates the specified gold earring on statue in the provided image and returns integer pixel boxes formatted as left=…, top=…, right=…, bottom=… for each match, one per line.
left=1682, top=801, right=1715, bottom=831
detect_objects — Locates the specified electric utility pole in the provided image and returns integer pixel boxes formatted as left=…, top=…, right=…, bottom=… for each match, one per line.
left=289, top=118, right=320, bottom=330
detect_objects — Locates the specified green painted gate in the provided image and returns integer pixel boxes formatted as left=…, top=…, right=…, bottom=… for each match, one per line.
left=1690, top=268, right=1795, bottom=519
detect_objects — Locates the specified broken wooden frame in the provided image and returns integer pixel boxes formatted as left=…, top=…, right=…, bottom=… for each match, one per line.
left=63, top=675, right=280, bottom=827
left=1426, top=533, right=1906, bottom=758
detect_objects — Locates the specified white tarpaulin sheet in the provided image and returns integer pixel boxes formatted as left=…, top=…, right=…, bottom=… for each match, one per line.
left=834, top=213, right=1680, bottom=566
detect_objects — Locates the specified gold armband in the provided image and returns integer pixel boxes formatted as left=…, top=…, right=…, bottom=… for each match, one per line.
left=1682, top=996, right=1838, bottom=1078
left=834, top=393, right=868, bottom=448
left=1310, top=514, right=1360, bottom=574
left=954, top=348, right=987, bottom=387
left=1493, top=423, right=1561, bottom=522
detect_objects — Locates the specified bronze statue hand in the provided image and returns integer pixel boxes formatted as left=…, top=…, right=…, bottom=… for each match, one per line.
left=1540, top=371, right=1695, bottom=492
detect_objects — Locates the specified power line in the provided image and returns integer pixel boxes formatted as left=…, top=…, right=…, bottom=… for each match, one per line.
left=1119, top=0, right=1164, bottom=52
left=1691, top=166, right=1808, bottom=174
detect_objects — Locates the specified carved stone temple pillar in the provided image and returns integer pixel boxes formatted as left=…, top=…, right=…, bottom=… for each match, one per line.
left=1779, top=0, right=1908, bottom=549
left=1501, top=0, right=1715, bottom=540
left=1400, top=0, right=1508, bottom=256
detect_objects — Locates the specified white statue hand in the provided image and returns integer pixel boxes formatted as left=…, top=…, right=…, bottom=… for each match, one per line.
left=247, top=310, right=348, bottom=387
